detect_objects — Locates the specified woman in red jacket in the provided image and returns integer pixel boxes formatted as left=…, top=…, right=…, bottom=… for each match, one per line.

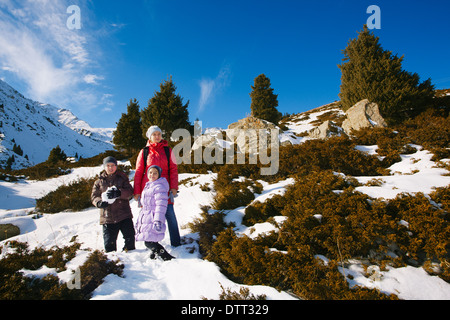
left=134, top=126, right=181, bottom=247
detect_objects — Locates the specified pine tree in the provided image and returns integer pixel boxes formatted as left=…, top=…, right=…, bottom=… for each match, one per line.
left=338, top=25, right=434, bottom=124
left=141, top=77, right=191, bottom=140
left=249, top=74, right=282, bottom=124
left=12, top=144, right=23, bottom=156
left=113, top=98, right=146, bottom=155
left=47, top=146, right=67, bottom=164
left=6, top=155, right=15, bottom=169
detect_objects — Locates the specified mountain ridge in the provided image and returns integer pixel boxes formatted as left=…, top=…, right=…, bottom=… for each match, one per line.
left=0, top=79, right=114, bottom=169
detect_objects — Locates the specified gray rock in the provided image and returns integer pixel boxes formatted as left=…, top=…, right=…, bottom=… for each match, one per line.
left=342, top=99, right=387, bottom=135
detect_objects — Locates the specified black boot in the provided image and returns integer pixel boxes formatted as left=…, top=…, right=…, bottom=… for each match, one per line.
left=157, top=247, right=175, bottom=261
left=145, top=242, right=175, bottom=261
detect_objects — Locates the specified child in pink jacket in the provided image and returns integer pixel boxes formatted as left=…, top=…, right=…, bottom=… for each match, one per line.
left=135, top=165, right=174, bottom=260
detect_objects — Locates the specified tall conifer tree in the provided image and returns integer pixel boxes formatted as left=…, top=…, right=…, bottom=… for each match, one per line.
left=339, top=25, right=434, bottom=124
left=113, top=98, right=146, bottom=154
left=250, top=74, right=282, bottom=124
left=141, top=77, right=191, bottom=139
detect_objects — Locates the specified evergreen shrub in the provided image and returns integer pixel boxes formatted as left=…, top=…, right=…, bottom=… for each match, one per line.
left=0, top=241, right=83, bottom=300
left=277, top=135, right=389, bottom=178
left=396, top=108, right=450, bottom=160
left=79, top=250, right=124, bottom=299
left=217, top=284, right=267, bottom=300
left=243, top=194, right=284, bottom=226
left=211, top=164, right=262, bottom=210
left=0, top=241, right=123, bottom=300
left=10, top=150, right=125, bottom=181
left=339, top=25, right=434, bottom=124
left=187, top=206, right=229, bottom=256
left=199, top=168, right=449, bottom=299
left=36, top=177, right=97, bottom=213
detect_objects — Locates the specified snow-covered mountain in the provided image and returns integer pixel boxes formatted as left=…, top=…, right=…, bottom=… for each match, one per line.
left=0, top=79, right=114, bottom=169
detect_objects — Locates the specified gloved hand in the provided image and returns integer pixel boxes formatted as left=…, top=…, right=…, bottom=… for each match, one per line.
left=102, top=190, right=116, bottom=204
left=106, top=187, right=121, bottom=199
left=97, top=201, right=109, bottom=208
left=153, top=221, right=162, bottom=232
left=101, top=186, right=119, bottom=205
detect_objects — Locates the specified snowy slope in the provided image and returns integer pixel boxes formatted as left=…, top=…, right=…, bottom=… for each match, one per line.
left=355, top=145, right=450, bottom=199
left=1, top=151, right=450, bottom=299
left=280, top=102, right=346, bottom=145
left=0, top=79, right=113, bottom=169
left=0, top=166, right=296, bottom=300
left=1, top=102, right=449, bottom=300
left=43, top=105, right=114, bottom=148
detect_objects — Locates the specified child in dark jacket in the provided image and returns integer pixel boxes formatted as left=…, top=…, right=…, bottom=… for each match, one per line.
left=91, top=156, right=135, bottom=252
left=135, top=165, right=174, bottom=261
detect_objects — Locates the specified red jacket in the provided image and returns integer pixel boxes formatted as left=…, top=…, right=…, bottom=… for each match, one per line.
left=134, top=139, right=178, bottom=202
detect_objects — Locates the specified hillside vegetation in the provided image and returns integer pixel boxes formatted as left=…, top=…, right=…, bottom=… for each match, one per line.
left=188, top=103, right=449, bottom=299
left=1, top=98, right=449, bottom=300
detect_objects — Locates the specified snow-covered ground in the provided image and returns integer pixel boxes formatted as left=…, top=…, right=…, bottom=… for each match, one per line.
left=1, top=150, right=449, bottom=299
left=354, top=144, right=450, bottom=200
left=1, top=105, right=449, bottom=300
left=279, top=104, right=345, bottom=145
left=0, top=165, right=296, bottom=300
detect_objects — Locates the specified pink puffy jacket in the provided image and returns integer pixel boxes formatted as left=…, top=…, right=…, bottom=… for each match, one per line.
left=135, top=177, right=169, bottom=243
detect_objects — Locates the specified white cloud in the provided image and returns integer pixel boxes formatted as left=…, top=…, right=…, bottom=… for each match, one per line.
left=61, top=89, right=114, bottom=114
left=0, top=23, right=76, bottom=99
left=198, top=79, right=215, bottom=112
left=0, top=0, right=104, bottom=104
left=198, top=63, right=231, bottom=112
left=84, top=74, right=104, bottom=85
left=110, top=23, right=127, bottom=29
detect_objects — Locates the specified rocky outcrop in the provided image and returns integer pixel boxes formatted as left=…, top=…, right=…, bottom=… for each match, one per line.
left=342, top=99, right=387, bottom=134
left=226, top=116, right=279, bottom=153
left=308, top=120, right=342, bottom=140
left=191, top=128, right=228, bottom=150
left=227, top=116, right=278, bottom=131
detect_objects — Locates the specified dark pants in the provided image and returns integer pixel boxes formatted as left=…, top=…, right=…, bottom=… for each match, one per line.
left=102, top=218, right=136, bottom=252
left=166, top=204, right=181, bottom=247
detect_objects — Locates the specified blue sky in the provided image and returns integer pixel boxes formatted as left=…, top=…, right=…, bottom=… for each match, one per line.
left=1, top=0, right=449, bottom=130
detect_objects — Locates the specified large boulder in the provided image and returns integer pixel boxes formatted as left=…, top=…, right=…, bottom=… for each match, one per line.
left=227, top=116, right=278, bottom=131
left=227, top=116, right=278, bottom=153
left=191, top=116, right=279, bottom=153
left=0, top=224, right=20, bottom=241
left=342, top=99, right=387, bottom=135
left=192, top=128, right=226, bottom=150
